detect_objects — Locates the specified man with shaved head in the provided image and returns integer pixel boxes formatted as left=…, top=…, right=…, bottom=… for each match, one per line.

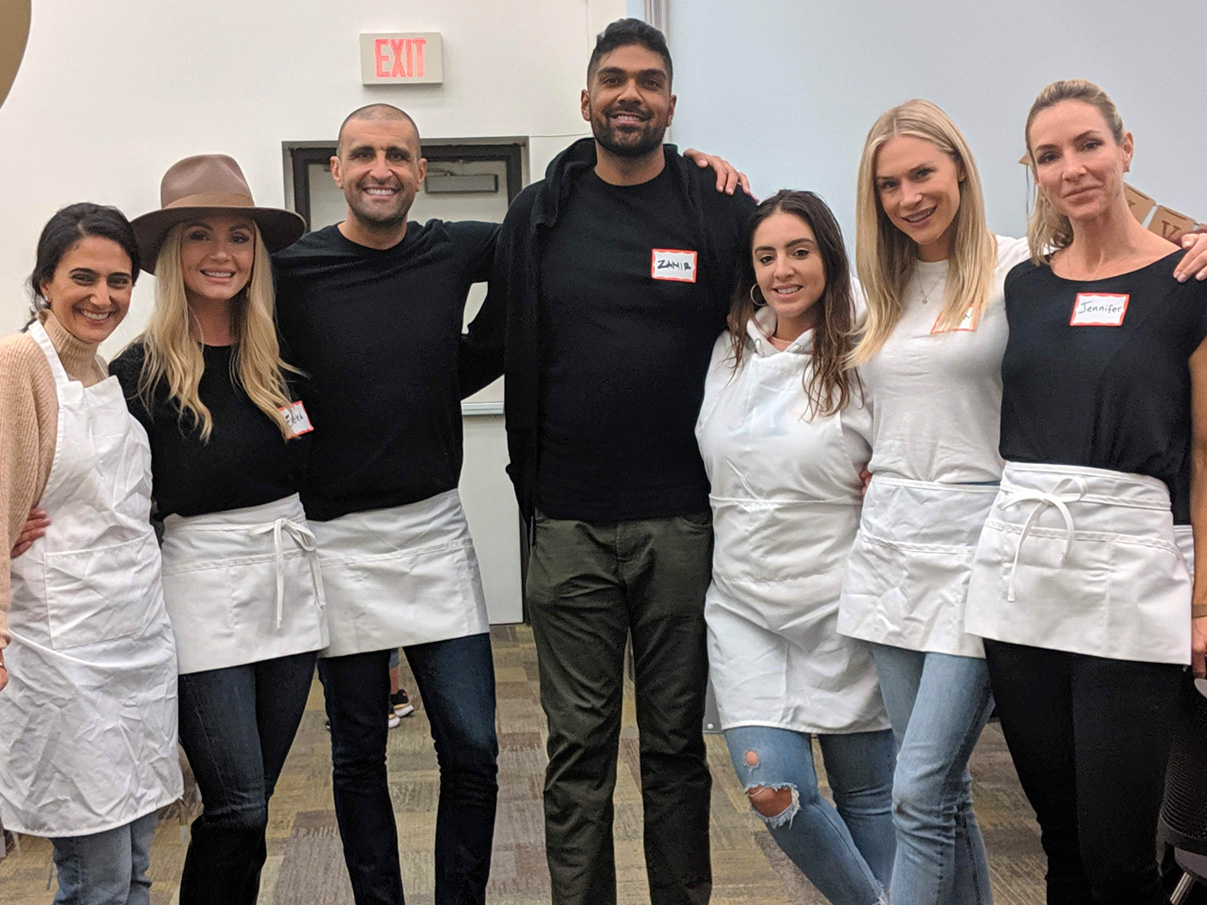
left=273, top=103, right=503, bottom=905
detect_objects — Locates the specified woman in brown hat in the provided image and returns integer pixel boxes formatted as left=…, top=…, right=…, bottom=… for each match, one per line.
left=109, top=154, right=326, bottom=904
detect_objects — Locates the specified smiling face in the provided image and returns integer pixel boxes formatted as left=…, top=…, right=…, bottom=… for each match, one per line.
left=178, top=215, right=255, bottom=308
left=874, top=134, right=965, bottom=262
left=331, top=116, right=426, bottom=234
left=582, top=43, right=676, bottom=159
left=39, top=235, right=133, bottom=344
left=752, top=210, right=827, bottom=338
left=1028, top=99, right=1131, bottom=223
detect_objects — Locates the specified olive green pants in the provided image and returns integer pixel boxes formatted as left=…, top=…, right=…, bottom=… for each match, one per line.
left=527, top=511, right=714, bottom=905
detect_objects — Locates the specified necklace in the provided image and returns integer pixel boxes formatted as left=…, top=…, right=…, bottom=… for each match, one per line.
left=916, top=270, right=946, bottom=305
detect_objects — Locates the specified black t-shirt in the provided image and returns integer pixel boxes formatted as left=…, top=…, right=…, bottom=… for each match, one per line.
left=110, top=342, right=308, bottom=519
left=999, top=251, right=1207, bottom=521
left=273, top=220, right=497, bottom=521
left=536, top=167, right=752, bottom=521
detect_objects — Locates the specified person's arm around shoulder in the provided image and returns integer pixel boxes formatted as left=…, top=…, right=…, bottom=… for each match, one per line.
left=457, top=220, right=505, bottom=398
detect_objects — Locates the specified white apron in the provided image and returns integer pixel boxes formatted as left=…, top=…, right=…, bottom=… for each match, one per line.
left=1175, top=525, right=1194, bottom=578
left=161, top=494, right=328, bottom=674
left=310, top=489, right=489, bottom=657
left=0, top=322, right=182, bottom=836
left=696, top=325, right=888, bottom=734
left=837, top=477, right=999, bottom=658
left=966, top=462, right=1190, bottom=665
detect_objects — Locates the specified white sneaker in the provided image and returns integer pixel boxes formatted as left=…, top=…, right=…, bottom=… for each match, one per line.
left=388, top=711, right=401, bottom=729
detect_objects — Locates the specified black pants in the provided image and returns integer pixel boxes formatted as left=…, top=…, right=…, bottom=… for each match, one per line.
left=526, top=511, right=714, bottom=905
left=984, top=639, right=1183, bottom=905
left=177, top=650, right=318, bottom=905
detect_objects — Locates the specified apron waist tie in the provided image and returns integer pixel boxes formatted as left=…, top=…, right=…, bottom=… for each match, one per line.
left=206, top=518, right=324, bottom=628
left=997, top=476, right=1170, bottom=603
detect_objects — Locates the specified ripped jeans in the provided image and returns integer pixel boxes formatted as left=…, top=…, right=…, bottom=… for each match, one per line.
left=724, top=725, right=896, bottom=905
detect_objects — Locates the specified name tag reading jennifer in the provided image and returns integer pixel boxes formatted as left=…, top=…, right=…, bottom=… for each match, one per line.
left=1070, top=293, right=1129, bottom=327
left=651, top=248, right=698, bottom=283
left=279, top=400, right=314, bottom=436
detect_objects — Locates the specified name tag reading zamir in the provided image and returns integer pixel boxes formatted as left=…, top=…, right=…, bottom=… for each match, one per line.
left=651, top=248, right=698, bottom=283
left=1070, top=292, right=1129, bottom=327
left=279, top=400, right=315, bottom=436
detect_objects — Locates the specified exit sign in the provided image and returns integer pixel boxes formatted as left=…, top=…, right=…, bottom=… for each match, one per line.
left=360, top=33, right=443, bottom=84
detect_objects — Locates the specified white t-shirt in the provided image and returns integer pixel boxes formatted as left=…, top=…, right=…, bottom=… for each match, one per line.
left=861, top=235, right=1032, bottom=484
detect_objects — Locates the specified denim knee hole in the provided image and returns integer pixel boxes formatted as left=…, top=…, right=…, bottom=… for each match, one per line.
left=746, top=784, right=800, bottom=827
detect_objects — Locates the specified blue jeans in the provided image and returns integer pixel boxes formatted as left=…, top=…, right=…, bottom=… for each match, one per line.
left=50, top=812, right=157, bottom=905
left=176, top=650, right=317, bottom=905
left=724, top=726, right=895, bottom=905
left=318, top=632, right=498, bottom=905
left=869, top=644, right=995, bottom=905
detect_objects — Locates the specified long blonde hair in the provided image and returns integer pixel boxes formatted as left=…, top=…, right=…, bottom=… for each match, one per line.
left=849, top=99, right=996, bottom=366
left=1024, top=79, right=1126, bottom=264
left=136, top=222, right=298, bottom=441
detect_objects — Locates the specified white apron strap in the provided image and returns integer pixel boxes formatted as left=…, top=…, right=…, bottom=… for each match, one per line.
left=28, top=321, right=71, bottom=388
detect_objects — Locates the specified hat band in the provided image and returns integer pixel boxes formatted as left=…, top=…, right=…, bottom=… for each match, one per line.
left=163, top=191, right=255, bottom=210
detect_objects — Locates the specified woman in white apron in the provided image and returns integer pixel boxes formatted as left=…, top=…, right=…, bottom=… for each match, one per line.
left=697, top=190, right=894, bottom=905
left=965, top=79, right=1207, bottom=905
left=0, top=203, right=181, bottom=904
left=109, top=155, right=324, bottom=905
left=836, top=99, right=1207, bottom=905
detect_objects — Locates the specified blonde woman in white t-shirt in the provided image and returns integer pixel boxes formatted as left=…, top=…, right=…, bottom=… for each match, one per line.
left=836, top=98, right=1207, bottom=905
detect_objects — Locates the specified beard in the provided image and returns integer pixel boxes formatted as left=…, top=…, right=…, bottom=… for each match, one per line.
left=345, top=187, right=412, bottom=231
left=590, top=104, right=668, bottom=158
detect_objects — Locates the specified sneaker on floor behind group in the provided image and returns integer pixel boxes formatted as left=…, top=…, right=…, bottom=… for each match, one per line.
left=387, top=710, right=401, bottom=729
left=391, top=688, right=415, bottom=718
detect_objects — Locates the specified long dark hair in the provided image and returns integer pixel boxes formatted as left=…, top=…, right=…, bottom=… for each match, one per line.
left=27, top=202, right=140, bottom=323
left=727, top=190, right=860, bottom=417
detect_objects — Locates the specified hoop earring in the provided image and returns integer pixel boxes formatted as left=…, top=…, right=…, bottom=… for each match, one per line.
left=750, top=285, right=766, bottom=308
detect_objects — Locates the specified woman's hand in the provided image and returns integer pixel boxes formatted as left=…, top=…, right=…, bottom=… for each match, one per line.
left=1175, top=230, right=1207, bottom=282
left=0, top=651, right=7, bottom=693
left=682, top=147, right=753, bottom=197
left=10, top=508, right=48, bottom=558
left=1194, top=616, right=1207, bottom=679
left=859, top=468, right=873, bottom=498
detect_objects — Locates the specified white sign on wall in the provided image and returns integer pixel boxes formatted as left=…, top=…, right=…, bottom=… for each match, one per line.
left=360, top=33, right=443, bottom=84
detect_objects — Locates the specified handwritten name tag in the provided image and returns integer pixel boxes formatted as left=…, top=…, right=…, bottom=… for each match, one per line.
left=651, top=248, right=698, bottom=283
left=930, top=305, right=978, bottom=334
left=279, top=400, right=314, bottom=436
left=1070, top=293, right=1129, bottom=327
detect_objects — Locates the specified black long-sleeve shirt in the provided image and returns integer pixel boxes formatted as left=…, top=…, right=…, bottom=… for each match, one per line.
left=272, top=220, right=499, bottom=521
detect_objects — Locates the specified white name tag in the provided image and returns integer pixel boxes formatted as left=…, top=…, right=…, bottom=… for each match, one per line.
left=930, top=305, right=978, bottom=334
left=1070, top=292, right=1129, bottom=327
left=651, top=248, right=697, bottom=283
left=279, top=400, right=314, bottom=436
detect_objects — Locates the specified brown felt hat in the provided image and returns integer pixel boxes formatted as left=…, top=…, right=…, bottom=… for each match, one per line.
left=131, top=154, right=306, bottom=274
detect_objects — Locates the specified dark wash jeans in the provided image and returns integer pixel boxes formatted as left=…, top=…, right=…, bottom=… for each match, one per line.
left=317, top=633, right=499, bottom=905
left=176, top=650, right=318, bottom=905
left=983, top=639, right=1183, bottom=905
left=527, top=511, right=714, bottom=905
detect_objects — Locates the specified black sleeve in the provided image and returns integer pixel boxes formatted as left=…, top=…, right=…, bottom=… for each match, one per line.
left=458, top=190, right=536, bottom=398
left=1180, top=252, right=1207, bottom=354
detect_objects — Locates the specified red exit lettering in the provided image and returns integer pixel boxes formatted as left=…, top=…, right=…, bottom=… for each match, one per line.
left=374, top=37, right=427, bottom=79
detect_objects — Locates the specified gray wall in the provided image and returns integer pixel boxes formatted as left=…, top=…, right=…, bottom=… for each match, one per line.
left=668, top=0, right=1206, bottom=247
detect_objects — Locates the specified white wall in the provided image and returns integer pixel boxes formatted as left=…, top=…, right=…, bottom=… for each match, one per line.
left=0, top=0, right=625, bottom=341
left=668, top=0, right=1207, bottom=248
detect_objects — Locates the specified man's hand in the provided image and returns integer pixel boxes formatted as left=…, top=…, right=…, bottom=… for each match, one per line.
left=10, top=508, right=48, bottom=559
left=1175, top=229, right=1207, bottom=283
left=682, top=147, right=754, bottom=198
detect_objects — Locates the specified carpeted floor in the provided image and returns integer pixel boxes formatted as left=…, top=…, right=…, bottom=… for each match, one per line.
left=0, top=624, right=1046, bottom=903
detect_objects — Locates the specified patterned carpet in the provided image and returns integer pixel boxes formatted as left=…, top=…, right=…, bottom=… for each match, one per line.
left=0, top=624, right=1046, bottom=903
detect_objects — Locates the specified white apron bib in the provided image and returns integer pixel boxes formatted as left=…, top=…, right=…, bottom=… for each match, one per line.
left=161, top=494, right=328, bottom=674
left=0, top=322, right=182, bottom=836
left=966, top=462, right=1190, bottom=665
left=310, top=489, right=489, bottom=657
left=697, top=324, right=887, bottom=734
left=838, top=476, right=999, bottom=658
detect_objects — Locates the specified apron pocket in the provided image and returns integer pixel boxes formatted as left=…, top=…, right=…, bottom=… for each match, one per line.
left=44, top=533, right=160, bottom=650
left=843, top=534, right=908, bottom=620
